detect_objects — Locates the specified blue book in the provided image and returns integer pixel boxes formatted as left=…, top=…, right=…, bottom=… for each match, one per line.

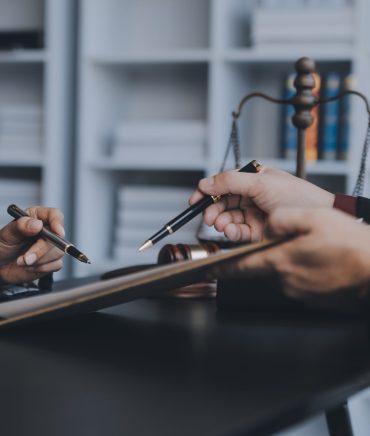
left=338, top=74, right=354, bottom=161
left=321, top=73, right=341, bottom=160
left=282, top=73, right=296, bottom=159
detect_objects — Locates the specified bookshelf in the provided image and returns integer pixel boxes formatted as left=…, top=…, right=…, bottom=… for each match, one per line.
left=75, top=0, right=370, bottom=276
left=0, top=0, right=75, bottom=277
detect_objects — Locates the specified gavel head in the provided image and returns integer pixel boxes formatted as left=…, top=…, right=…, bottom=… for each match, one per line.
left=157, top=242, right=221, bottom=265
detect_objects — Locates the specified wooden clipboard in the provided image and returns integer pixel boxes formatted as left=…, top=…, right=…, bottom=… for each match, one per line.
left=0, top=239, right=282, bottom=328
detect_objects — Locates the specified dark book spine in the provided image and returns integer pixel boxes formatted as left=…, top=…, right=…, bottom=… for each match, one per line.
left=321, top=72, right=341, bottom=160
left=337, top=74, right=354, bottom=161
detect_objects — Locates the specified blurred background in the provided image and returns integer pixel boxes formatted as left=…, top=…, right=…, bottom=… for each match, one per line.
left=0, top=0, right=369, bottom=280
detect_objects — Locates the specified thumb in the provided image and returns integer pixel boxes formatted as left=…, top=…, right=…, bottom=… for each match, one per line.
left=266, top=208, right=314, bottom=238
left=198, top=171, right=259, bottom=197
left=0, top=217, right=43, bottom=246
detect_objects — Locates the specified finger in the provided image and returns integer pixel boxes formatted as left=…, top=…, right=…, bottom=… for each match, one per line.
left=36, top=246, right=64, bottom=265
left=242, top=207, right=266, bottom=241
left=22, top=260, right=63, bottom=283
left=17, top=245, right=64, bottom=267
left=0, top=217, right=43, bottom=246
left=203, top=196, right=242, bottom=225
left=27, top=206, right=65, bottom=237
left=24, top=258, right=64, bottom=275
left=16, top=238, right=63, bottom=266
left=223, top=223, right=252, bottom=241
left=216, top=208, right=265, bottom=242
left=189, top=189, right=204, bottom=205
left=214, top=209, right=245, bottom=232
left=198, top=171, right=261, bottom=198
left=0, top=259, right=62, bottom=284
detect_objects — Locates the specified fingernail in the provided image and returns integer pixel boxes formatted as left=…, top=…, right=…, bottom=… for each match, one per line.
left=28, top=219, right=42, bottom=231
left=200, top=176, right=214, bottom=187
left=57, top=225, right=65, bottom=237
left=16, top=256, right=25, bottom=266
left=25, top=253, right=37, bottom=266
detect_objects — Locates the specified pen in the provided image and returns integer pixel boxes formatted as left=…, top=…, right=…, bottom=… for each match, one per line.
left=7, top=204, right=91, bottom=264
left=138, top=160, right=262, bottom=252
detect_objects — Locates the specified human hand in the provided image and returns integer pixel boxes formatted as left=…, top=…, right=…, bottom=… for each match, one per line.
left=189, top=166, right=335, bottom=242
left=0, top=206, right=65, bottom=284
left=218, top=208, right=370, bottom=297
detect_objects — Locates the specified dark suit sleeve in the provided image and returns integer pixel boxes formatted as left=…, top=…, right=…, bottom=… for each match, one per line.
left=357, top=197, right=370, bottom=224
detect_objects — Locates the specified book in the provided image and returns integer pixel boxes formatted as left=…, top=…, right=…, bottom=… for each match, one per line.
left=305, top=73, right=321, bottom=161
left=0, top=238, right=283, bottom=328
left=337, top=74, right=354, bottom=161
left=320, top=73, right=341, bottom=160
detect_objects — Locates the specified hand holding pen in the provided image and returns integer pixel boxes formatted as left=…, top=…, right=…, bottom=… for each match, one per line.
left=7, top=204, right=90, bottom=265
left=0, top=205, right=66, bottom=284
left=138, top=160, right=262, bottom=251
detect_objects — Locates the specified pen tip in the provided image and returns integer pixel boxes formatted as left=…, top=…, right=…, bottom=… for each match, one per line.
left=78, top=254, right=91, bottom=264
left=138, top=240, right=153, bottom=252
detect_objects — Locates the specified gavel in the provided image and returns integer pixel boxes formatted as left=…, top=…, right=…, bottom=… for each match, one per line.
left=157, top=242, right=221, bottom=264
left=101, top=243, right=222, bottom=298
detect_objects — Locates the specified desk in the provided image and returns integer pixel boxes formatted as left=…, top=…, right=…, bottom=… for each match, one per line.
left=0, top=278, right=370, bottom=436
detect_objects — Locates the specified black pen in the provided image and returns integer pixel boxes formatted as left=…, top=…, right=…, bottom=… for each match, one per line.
left=138, top=160, right=262, bottom=252
left=7, top=204, right=91, bottom=264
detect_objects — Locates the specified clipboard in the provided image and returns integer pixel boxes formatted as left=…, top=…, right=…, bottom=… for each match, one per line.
left=0, top=239, right=282, bottom=329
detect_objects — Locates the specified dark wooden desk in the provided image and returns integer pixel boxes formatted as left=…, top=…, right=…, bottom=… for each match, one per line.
left=0, top=279, right=370, bottom=436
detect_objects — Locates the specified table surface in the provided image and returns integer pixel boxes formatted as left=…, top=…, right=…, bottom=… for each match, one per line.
left=1, top=278, right=370, bottom=436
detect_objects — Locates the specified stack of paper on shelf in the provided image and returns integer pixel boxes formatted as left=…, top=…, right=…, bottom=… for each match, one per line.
left=0, top=179, right=41, bottom=228
left=0, top=105, right=43, bottom=157
left=111, top=121, right=206, bottom=167
left=113, top=185, right=201, bottom=266
left=251, top=6, right=353, bottom=45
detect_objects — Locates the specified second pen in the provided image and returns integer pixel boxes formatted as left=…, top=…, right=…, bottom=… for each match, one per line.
left=138, top=160, right=262, bottom=252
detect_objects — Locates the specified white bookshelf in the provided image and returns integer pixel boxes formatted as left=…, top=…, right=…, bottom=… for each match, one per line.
left=0, top=0, right=75, bottom=277
left=75, top=0, right=370, bottom=276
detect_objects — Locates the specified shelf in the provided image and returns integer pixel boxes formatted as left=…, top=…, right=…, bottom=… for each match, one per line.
left=87, top=157, right=206, bottom=172
left=88, top=46, right=355, bottom=65
left=0, top=50, right=47, bottom=63
left=0, top=154, right=45, bottom=167
left=87, top=50, right=211, bottom=65
left=221, top=45, right=354, bottom=63
left=259, top=158, right=352, bottom=175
